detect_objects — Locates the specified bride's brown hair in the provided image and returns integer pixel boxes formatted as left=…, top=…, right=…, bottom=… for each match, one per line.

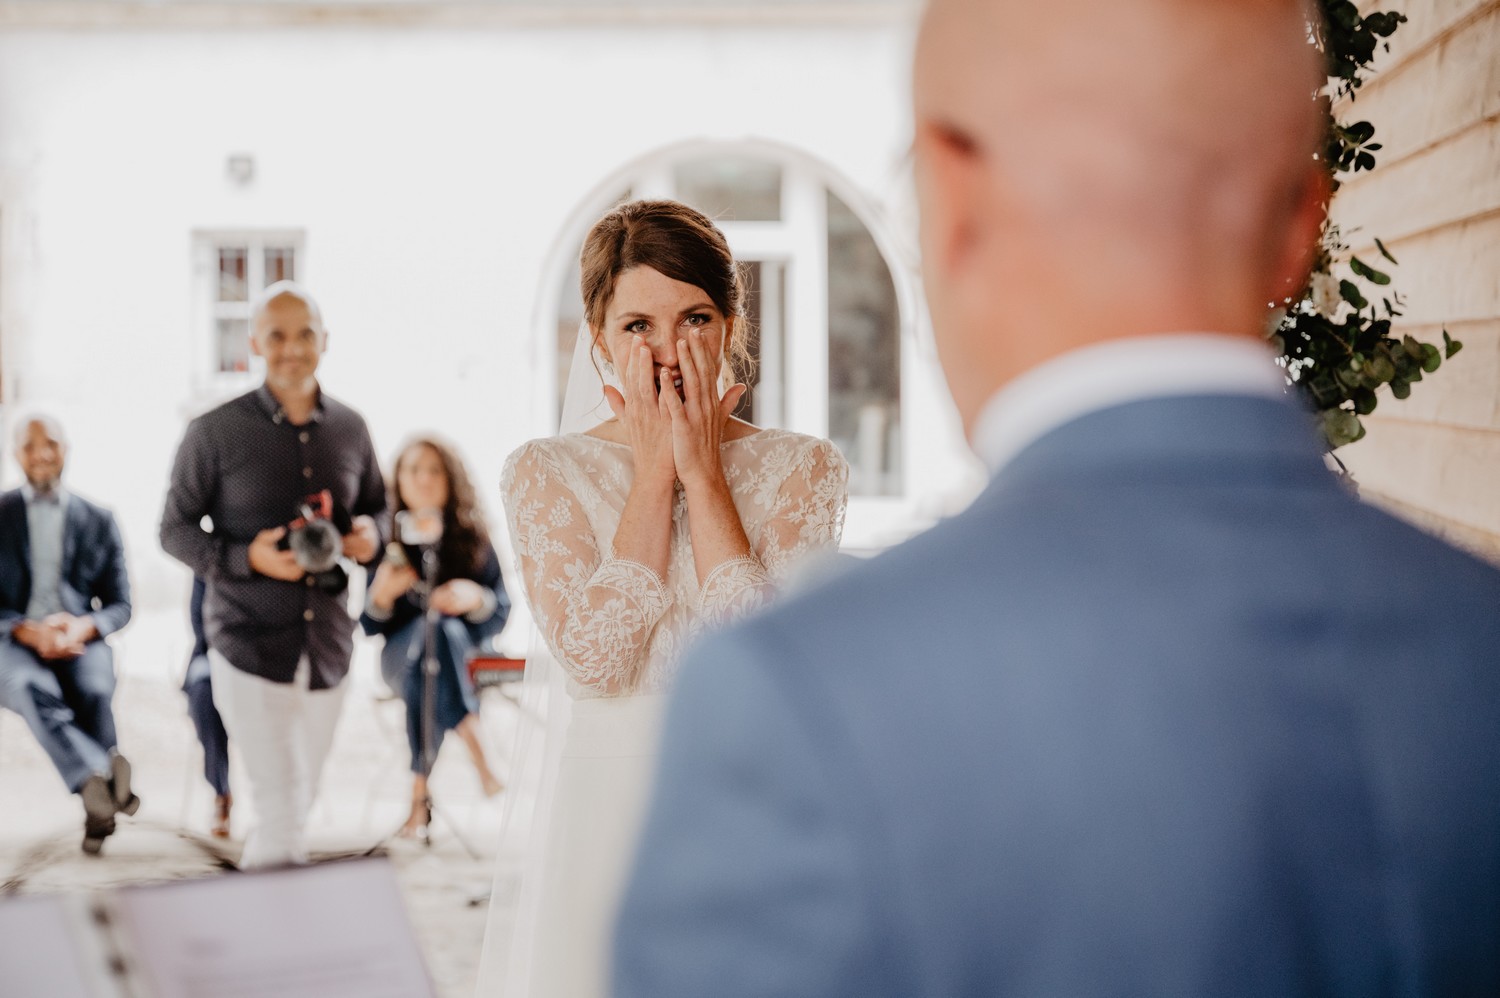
left=579, top=199, right=753, bottom=381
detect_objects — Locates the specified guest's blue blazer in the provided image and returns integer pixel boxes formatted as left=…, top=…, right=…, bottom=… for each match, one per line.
left=615, top=394, right=1500, bottom=998
left=0, top=488, right=131, bottom=641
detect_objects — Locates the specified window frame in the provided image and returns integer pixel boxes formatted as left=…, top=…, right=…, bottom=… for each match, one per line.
left=191, top=229, right=305, bottom=395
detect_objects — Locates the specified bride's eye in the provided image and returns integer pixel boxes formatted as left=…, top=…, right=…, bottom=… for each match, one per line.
left=626, top=320, right=649, bottom=334
left=683, top=313, right=712, bottom=327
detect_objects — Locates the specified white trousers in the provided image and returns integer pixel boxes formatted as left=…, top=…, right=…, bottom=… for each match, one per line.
left=209, top=650, right=347, bottom=869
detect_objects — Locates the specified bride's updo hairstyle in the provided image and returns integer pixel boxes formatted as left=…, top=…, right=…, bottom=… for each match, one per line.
left=579, top=199, right=753, bottom=382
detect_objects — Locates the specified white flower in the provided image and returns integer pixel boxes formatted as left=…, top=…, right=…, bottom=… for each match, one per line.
left=1310, top=271, right=1343, bottom=319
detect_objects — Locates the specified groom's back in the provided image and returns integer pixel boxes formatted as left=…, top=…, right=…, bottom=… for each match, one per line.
left=618, top=396, right=1500, bottom=998
left=757, top=402, right=1500, bottom=995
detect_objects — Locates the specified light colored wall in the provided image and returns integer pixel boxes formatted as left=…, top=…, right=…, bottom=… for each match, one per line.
left=0, top=12, right=981, bottom=614
left=1331, top=0, right=1500, bottom=563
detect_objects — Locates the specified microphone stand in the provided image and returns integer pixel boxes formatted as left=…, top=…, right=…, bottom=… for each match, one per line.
left=415, top=543, right=482, bottom=861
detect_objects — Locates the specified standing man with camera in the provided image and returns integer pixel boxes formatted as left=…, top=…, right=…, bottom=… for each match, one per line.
left=160, top=281, right=387, bottom=868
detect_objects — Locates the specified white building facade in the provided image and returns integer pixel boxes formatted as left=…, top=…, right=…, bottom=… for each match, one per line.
left=0, top=0, right=984, bottom=616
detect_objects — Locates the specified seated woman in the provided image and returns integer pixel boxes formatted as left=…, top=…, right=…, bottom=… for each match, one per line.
left=359, top=436, right=509, bottom=839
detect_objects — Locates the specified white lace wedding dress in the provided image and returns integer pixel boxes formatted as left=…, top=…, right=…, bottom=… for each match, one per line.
left=488, top=426, right=848, bottom=997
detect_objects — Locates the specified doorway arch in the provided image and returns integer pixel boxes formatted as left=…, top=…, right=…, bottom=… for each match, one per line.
left=534, top=137, right=915, bottom=497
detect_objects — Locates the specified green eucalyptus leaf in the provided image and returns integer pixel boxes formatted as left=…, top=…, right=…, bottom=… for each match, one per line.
left=1374, top=237, right=1399, bottom=264
left=1349, top=256, right=1391, bottom=285
left=1309, top=374, right=1340, bottom=406
left=1323, top=408, right=1362, bottom=448
left=1421, top=343, right=1442, bottom=373
left=1339, top=279, right=1368, bottom=308
left=1369, top=354, right=1396, bottom=382
left=1329, top=0, right=1361, bottom=28
left=1353, top=387, right=1378, bottom=415
left=1443, top=330, right=1464, bottom=357
left=1390, top=379, right=1411, bottom=399
left=1344, top=120, right=1376, bottom=143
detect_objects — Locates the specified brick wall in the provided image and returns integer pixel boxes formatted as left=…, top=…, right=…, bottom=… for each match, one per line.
left=1331, top=0, right=1500, bottom=563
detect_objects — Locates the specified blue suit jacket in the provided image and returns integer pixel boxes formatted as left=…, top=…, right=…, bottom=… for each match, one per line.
left=0, top=488, right=131, bottom=642
left=615, top=395, right=1500, bottom=998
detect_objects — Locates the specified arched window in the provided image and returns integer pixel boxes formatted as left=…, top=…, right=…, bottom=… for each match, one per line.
left=827, top=189, right=902, bottom=497
left=548, top=143, right=906, bottom=497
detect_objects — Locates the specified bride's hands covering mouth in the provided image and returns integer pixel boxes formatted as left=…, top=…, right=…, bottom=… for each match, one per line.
left=662, top=326, right=746, bottom=490
left=604, top=335, right=678, bottom=488
left=652, top=362, right=685, bottom=401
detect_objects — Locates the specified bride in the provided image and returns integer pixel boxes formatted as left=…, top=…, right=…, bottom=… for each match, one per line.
left=482, top=199, right=849, bottom=996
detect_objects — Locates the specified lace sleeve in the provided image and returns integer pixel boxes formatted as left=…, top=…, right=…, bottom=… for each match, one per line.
left=697, top=437, right=850, bottom=627
left=501, top=441, right=673, bottom=695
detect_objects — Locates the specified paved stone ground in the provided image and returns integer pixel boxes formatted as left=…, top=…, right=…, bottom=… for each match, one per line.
left=0, top=608, right=522, bottom=997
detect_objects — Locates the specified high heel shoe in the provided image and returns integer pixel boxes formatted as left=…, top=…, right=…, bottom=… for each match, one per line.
left=397, top=797, right=431, bottom=843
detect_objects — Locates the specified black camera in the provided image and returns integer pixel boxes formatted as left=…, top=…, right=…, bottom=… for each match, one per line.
left=278, top=490, right=351, bottom=594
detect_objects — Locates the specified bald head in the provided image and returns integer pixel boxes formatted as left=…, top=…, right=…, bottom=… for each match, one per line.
left=913, top=0, right=1329, bottom=430
left=916, top=0, right=1324, bottom=194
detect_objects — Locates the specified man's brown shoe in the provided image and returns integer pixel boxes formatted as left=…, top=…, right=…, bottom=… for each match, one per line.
left=109, top=751, right=140, bottom=816
left=80, top=774, right=116, bottom=855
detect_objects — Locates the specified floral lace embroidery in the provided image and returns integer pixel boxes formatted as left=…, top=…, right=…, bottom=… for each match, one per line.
left=696, top=555, right=770, bottom=625
left=501, top=430, right=849, bottom=698
left=594, top=558, right=671, bottom=620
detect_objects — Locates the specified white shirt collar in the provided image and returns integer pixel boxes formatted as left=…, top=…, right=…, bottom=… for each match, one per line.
left=971, top=333, right=1287, bottom=475
left=21, top=482, right=70, bottom=508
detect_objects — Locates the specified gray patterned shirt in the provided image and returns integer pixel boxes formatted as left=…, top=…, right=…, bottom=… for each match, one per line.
left=159, top=384, right=388, bottom=689
left=22, top=484, right=66, bottom=619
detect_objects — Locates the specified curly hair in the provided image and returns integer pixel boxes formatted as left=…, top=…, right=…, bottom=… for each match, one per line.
left=389, top=436, right=490, bottom=583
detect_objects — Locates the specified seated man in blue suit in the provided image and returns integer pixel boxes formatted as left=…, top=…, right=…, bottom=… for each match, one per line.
left=614, top=0, right=1500, bottom=995
left=0, top=414, right=136, bottom=854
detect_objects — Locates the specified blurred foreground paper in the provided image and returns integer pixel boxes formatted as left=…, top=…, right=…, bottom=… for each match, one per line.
left=0, top=894, right=113, bottom=997
left=0, top=857, right=435, bottom=998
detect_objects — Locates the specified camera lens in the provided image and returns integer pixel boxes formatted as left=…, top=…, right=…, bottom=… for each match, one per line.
left=290, top=520, right=341, bottom=573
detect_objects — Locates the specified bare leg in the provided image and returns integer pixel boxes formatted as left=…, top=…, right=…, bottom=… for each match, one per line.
left=212, top=794, right=232, bottom=838
left=455, top=715, right=503, bottom=796
left=399, top=773, right=430, bottom=839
